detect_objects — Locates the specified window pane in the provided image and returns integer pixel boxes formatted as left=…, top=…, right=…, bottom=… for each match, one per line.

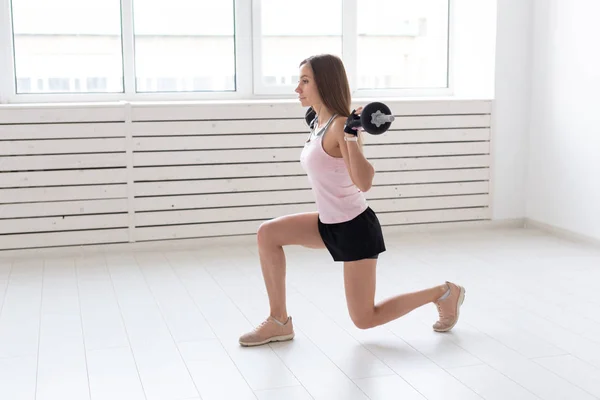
left=11, top=0, right=123, bottom=94
left=259, top=0, right=342, bottom=88
left=133, top=0, right=235, bottom=93
left=357, top=0, right=449, bottom=89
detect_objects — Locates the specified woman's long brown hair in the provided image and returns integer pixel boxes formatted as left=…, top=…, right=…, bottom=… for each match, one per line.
left=299, top=54, right=363, bottom=147
left=299, top=54, right=351, bottom=117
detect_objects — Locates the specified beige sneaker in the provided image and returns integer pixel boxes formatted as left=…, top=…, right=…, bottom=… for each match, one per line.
left=239, top=316, right=294, bottom=347
left=433, top=282, right=466, bottom=332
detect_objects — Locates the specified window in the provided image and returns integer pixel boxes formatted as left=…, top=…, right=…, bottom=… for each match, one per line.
left=132, top=0, right=235, bottom=93
left=1, top=0, right=452, bottom=102
left=253, top=0, right=449, bottom=94
left=10, top=0, right=123, bottom=94
left=16, top=77, right=30, bottom=92
left=253, top=0, right=343, bottom=94
left=47, top=78, right=71, bottom=92
left=86, top=77, right=108, bottom=91
left=357, top=0, right=449, bottom=89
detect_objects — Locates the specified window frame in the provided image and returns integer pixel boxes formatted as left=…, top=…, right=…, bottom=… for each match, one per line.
left=0, top=0, right=453, bottom=104
left=0, top=0, right=15, bottom=103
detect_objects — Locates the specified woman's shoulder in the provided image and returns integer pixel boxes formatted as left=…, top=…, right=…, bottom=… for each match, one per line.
left=329, top=115, right=348, bottom=137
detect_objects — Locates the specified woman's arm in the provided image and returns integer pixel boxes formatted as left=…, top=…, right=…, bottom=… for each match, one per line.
left=331, top=116, right=375, bottom=192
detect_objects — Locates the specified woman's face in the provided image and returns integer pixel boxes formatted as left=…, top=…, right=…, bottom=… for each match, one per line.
left=295, top=63, right=321, bottom=108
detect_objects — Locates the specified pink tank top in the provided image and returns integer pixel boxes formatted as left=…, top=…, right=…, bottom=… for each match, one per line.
left=299, top=114, right=368, bottom=224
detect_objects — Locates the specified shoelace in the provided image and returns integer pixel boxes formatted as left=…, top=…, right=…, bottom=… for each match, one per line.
left=253, top=319, right=270, bottom=332
left=436, top=301, right=452, bottom=323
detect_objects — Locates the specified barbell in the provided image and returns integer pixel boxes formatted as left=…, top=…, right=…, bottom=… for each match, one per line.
left=304, top=102, right=395, bottom=135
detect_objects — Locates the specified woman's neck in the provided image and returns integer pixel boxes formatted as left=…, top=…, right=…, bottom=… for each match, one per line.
left=314, top=104, right=333, bottom=128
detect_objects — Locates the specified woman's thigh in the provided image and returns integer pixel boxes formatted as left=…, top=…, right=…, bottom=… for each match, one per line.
left=258, top=212, right=326, bottom=249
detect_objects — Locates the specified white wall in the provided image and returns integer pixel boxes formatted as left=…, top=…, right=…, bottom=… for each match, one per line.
left=452, top=0, right=497, bottom=99
left=526, top=0, right=600, bottom=241
left=491, top=0, right=533, bottom=221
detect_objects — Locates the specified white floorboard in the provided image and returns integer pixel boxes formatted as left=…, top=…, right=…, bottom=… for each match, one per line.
left=0, top=227, right=599, bottom=400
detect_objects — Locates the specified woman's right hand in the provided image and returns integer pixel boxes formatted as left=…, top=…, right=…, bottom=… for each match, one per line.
left=344, top=107, right=363, bottom=135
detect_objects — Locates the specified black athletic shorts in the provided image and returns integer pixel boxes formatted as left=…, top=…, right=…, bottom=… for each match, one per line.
left=317, top=206, right=386, bottom=262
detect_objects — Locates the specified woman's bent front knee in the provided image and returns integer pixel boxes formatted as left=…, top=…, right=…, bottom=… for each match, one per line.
left=257, top=219, right=280, bottom=248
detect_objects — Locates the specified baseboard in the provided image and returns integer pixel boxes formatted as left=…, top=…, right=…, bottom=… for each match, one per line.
left=524, top=218, right=600, bottom=247
left=0, top=219, right=529, bottom=259
left=0, top=234, right=258, bottom=260
left=381, top=218, right=525, bottom=236
left=11, top=218, right=597, bottom=260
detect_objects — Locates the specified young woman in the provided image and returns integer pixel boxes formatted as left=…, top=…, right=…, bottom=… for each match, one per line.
left=239, top=54, right=465, bottom=347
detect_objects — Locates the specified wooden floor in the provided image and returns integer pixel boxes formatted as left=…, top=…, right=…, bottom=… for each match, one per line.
left=1, top=227, right=599, bottom=400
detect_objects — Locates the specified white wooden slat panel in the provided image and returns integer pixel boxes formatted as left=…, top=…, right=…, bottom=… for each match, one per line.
left=371, top=156, right=491, bottom=172
left=391, top=115, right=490, bottom=130
left=133, top=142, right=489, bottom=166
left=368, top=195, right=488, bottom=212
left=0, top=199, right=128, bottom=218
left=0, top=153, right=127, bottom=171
left=133, top=155, right=490, bottom=182
left=131, top=116, right=489, bottom=138
left=0, top=138, right=125, bottom=155
left=384, top=100, right=491, bottom=116
left=0, top=169, right=127, bottom=188
left=134, top=168, right=488, bottom=196
left=0, top=185, right=127, bottom=204
left=366, top=128, right=490, bottom=144
left=131, top=101, right=303, bottom=122
left=0, top=105, right=125, bottom=124
left=379, top=207, right=490, bottom=225
left=0, top=100, right=490, bottom=125
left=136, top=203, right=316, bottom=226
left=375, top=169, right=489, bottom=185
left=133, top=207, right=488, bottom=242
left=134, top=220, right=262, bottom=242
left=363, top=143, right=489, bottom=159
left=134, top=162, right=303, bottom=181
left=372, top=181, right=489, bottom=198
left=0, top=123, right=126, bottom=139
left=134, top=182, right=489, bottom=212
left=133, top=147, right=300, bottom=166
left=132, top=129, right=489, bottom=152
left=135, top=189, right=315, bottom=211
left=129, top=100, right=490, bottom=122
left=133, top=134, right=307, bottom=151
left=0, top=214, right=128, bottom=234
left=135, top=195, right=488, bottom=227
left=134, top=175, right=309, bottom=196
left=0, top=100, right=494, bottom=252
left=131, top=119, right=307, bottom=136
left=0, top=229, right=129, bottom=251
